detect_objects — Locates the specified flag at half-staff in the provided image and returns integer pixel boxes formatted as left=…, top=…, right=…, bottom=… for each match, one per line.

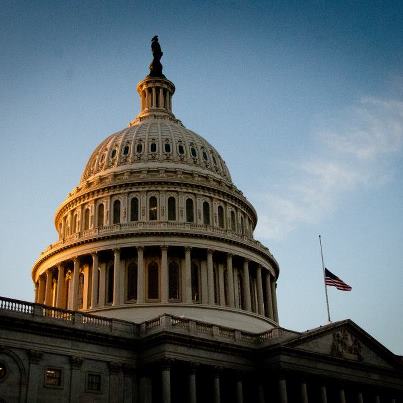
left=324, top=268, right=352, bottom=291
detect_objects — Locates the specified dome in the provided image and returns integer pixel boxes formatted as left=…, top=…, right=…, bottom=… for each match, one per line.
left=80, top=119, right=232, bottom=185
left=32, top=39, right=279, bottom=334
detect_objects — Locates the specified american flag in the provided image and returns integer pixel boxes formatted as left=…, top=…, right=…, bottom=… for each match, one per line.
left=325, top=268, right=352, bottom=291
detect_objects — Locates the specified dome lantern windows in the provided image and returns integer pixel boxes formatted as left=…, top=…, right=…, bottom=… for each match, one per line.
left=190, top=147, right=197, bottom=158
left=123, top=145, right=130, bottom=156
left=202, top=151, right=208, bottom=161
left=178, top=144, right=185, bottom=155
left=83, top=208, right=90, bottom=231
left=150, top=142, right=157, bottom=153
left=111, top=149, right=117, bottom=159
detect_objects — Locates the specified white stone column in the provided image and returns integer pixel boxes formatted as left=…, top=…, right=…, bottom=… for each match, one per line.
left=162, top=365, right=171, bottom=403
left=226, top=254, right=235, bottom=307
left=213, top=371, right=221, bottom=403
left=185, top=247, right=192, bottom=303
left=207, top=250, right=215, bottom=304
left=56, top=264, right=65, bottom=308
left=242, top=260, right=252, bottom=311
left=357, top=392, right=364, bottom=403
left=320, top=385, right=327, bottom=403
left=113, top=249, right=121, bottom=306
left=82, top=265, right=90, bottom=309
left=236, top=378, right=243, bottom=403
left=339, top=388, right=346, bottom=403
left=218, top=263, right=225, bottom=305
left=90, top=253, right=99, bottom=308
left=256, top=266, right=265, bottom=315
left=279, top=378, right=288, bottom=403
left=137, top=247, right=145, bottom=303
left=98, top=262, right=106, bottom=307
left=189, top=367, right=197, bottom=403
left=265, top=272, right=274, bottom=319
left=271, top=279, right=279, bottom=322
left=301, top=382, right=308, bottom=403
left=152, top=87, right=156, bottom=108
left=44, top=270, right=53, bottom=306
left=161, top=246, right=168, bottom=303
left=69, top=258, right=80, bottom=310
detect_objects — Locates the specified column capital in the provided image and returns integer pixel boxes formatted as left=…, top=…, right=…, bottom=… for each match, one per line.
left=137, top=246, right=144, bottom=252
left=160, top=245, right=169, bottom=251
left=73, top=257, right=79, bottom=264
left=185, top=246, right=192, bottom=252
left=207, top=248, right=214, bottom=255
left=113, top=248, right=121, bottom=254
left=160, top=358, right=175, bottom=370
left=91, top=251, right=98, bottom=258
left=227, top=253, right=233, bottom=259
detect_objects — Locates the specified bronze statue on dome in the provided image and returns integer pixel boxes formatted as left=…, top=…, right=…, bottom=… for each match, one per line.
left=149, top=35, right=164, bottom=77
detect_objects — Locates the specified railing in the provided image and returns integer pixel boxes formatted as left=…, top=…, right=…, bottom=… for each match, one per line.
left=1, top=296, right=292, bottom=345
left=38, top=221, right=274, bottom=262
left=0, top=296, right=135, bottom=336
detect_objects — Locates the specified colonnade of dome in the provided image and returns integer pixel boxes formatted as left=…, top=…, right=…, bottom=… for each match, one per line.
left=32, top=48, right=280, bottom=332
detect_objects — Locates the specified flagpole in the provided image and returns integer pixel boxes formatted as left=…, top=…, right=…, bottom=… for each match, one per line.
left=319, top=235, right=331, bottom=322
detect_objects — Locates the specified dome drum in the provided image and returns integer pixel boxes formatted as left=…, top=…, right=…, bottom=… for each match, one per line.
left=33, top=46, right=281, bottom=333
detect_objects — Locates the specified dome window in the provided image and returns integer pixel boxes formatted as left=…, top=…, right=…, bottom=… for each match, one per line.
left=136, top=143, right=143, bottom=154
left=149, top=196, right=158, bottom=221
left=186, top=198, right=194, bottom=223
left=150, top=142, right=157, bottom=153
left=178, top=144, right=185, bottom=155
left=123, top=145, right=130, bottom=156
left=191, top=263, right=200, bottom=302
left=190, top=147, right=197, bottom=158
left=0, top=363, right=6, bottom=380
left=202, top=151, right=208, bottom=161
left=113, top=200, right=121, bottom=224
left=111, top=149, right=117, bottom=159
left=147, top=262, right=159, bottom=300
left=130, top=197, right=139, bottom=222
left=212, top=155, right=217, bottom=165
left=218, top=205, right=225, bottom=228
left=127, top=262, right=138, bottom=300
left=97, top=204, right=104, bottom=227
left=203, top=201, right=210, bottom=225
left=168, top=261, right=180, bottom=300
left=164, top=143, right=171, bottom=153
left=168, top=197, right=176, bottom=221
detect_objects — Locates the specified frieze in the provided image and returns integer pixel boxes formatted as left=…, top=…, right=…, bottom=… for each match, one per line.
left=331, top=328, right=363, bottom=361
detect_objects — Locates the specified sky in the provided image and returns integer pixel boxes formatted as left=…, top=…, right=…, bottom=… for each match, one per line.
left=1, top=1, right=402, bottom=354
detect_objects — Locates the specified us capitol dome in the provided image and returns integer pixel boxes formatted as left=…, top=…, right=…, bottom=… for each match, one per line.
left=32, top=37, right=279, bottom=333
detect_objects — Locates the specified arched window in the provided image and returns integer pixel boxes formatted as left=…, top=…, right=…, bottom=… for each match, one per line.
left=113, top=200, right=121, bottom=224
left=97, top=203, right=104, bottom=227
left=203, top=201, right=210, bottom=225
left=107, top=264, right=114, bottom=304
left=218, top=205, right=224, bottom=228
left=147, top=262, right=159, bottom=299
left=168, top=197, right=176, bottom=221
left=130, top=197, right=139, bottom=222
left=191, top=263, right=200, bottom=302
left=65, top=273, right=71, bottom=309
left=84, top=208, right=90, bottom=230
left=127, top=262, right=138, bottom=300
left=149, top=196, right=158, bottom=221
left=231, top=210, right=236, bottom=231
left=78, top=272, right=84, bottom=309
left=72, top=213, right=77, bottom=234
left=186, top=198, right=194, bottom=223
left=168, top=261, right=180, bottom=300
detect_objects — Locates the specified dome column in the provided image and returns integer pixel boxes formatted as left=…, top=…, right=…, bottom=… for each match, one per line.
left=137, top=247, right=145, bottom=304
left=265, top=272, right=274, bottom=319
left=44, top=270, right=53, bottom=306
left=207, top=250, right=215, bottom=304
left=184, top=247, right=192, bottom=303
left=271, top=279, right=279, bottom=322
left=69, top=258, right=80, bottom=310
left=113, top=249, right=121, bottom=306
left=256, top=266, right=265, bottom=315
left=90, top=253, right=99, bottom=309
left=242, top=260, right=252, bottom=311
left=56, top=264, right=65, bottom=308
left=160, top=246, right=168, bottom=303
left=226, top=254, right=235, bottom=308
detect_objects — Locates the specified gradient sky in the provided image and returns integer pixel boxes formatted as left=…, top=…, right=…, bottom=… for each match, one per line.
left=1, top=1, right=402, bottom=353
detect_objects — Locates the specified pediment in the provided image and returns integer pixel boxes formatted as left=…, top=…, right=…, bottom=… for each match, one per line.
left=284, top=321, right=397, bottom=369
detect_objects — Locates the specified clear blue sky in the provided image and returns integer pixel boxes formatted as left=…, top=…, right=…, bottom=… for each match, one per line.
left=1, top=1, right=402, bottom=353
